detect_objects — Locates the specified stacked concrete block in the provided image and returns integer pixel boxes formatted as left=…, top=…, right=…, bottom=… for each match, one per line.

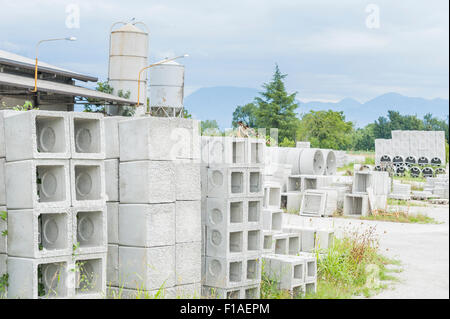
left=389, top=182, right=412, bottom=200
left=349, top=170, right=389, bottom=212
left=343, top=194, right=370, bottom=216
left=424, top=176, right=449, bottom=199
left=118, top=117, right=201, bottom=298
left=201, top=136, right=265, bottom=299
left=2, top=111, right=107, bottom=299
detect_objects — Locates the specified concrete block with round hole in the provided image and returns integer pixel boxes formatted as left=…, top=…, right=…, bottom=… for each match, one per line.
left=70, top=160, right=106, bottom=207
left=119, top=203, right=175, bottom=247
left=206, top=166, right=248, bottom=198
left=69, top=112, right=105, bottom=159
left=72, top=252, right=106, bottom=298
left=205, top=197, right=249, bottom=232
left=7, top=255, right=72, bottom=299
left=7, top=208, right=72, bottom=258
left=206, top=227, right=245, bottom=258
left=176, top=200, right=201, bottom=244
left=119, top=245, right=175, bottom=290
left=5, top=160, right=71, bottom=209
left=175, top=241, right=202, bottom=285
left=106, top=202, right=119, bottom=245
left=119, top=160, right=175, bottom=204
left=175, top=161, right=201, bottom=201
left=204, top=256, right=246, bottom=289
left=72, top=206, right=107, bottom=254
left=207, top=136, right=247, bottom=166
left=104, top=159, right=119, bottom=202
left=4, top=110, right=70, bottom=161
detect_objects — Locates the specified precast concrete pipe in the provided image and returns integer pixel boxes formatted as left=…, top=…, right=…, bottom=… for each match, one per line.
left=418, top=156, right=429, bottom=166
left=322, top=149, right=337, bottom=176
left=299, top=148, right=325, bottom=175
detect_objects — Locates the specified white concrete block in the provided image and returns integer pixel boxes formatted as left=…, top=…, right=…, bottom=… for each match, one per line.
left=287, top=233, right=301, bottom=255
left=107, top=244, right=119, bottom=287
left=119, top=203, right=175, bottom=247
left=262, top=209, right=283, bottom=231
left=0, top=158, right=5, bottom=205
left=205, top=227, right=245, bottom=258
left=170, top=118, right=201, bottom=161
left=69, top=112, right=105, bottom=159
left=0, top=111, right=6, bottom=158
left=8, top=255, right=72, bottom=299
left=316, top=229, right=334, bottom=250
left=204, top=255, right=247, bottom=289
left=207, top=136, right=247, bottom=166
left=287, top=176, right=302, bottom=192
left=176, top=242, right=202, bottom=285
left=4, top=110, right=70, bottom=161
left=263, top=183, right=281, bottom=209
left=72, top=206, right=107, bottom=254
left=175, top=283, right=202, bottom=298
left=298, top=252, right=317, bottom=282
left=70, top=160, right=106, bottom=207
left=300, top=190, right=327, bottom=217
left=281, top=192, right=302, bottom=213
left=119, top=245, right=175, bottom=290
left=7, top=208, right=72, bottom=258
left=263, top=255, right=305, bottom=290
left=263, top=231, right=275, bottom=253
left=103, top=116, right=127, bottom=159
left=6, top=160, right=71, bottom=209
left=247, top=138, right=265, bottom=165
left=273, top=233, right=289, bottom=255
left=206, top=166, right=248, bottom=198
left=0, top=207, right=5, bottom=254
left=248, top=168, right=264, bottom=196
left=344, top=193, right=369, bottom=216
left=175, top=161, right=201, bottom=201
left=0, top=253, right=6, bottom=280
left=176, top=201, right=201, bottom=243
left=72, top=252, right=107, bottom=298
left=106, top=202, right=119, bottom=245
left=104, top=159, right=119, bottom=202
left=119, top=161, right=175, bottom=204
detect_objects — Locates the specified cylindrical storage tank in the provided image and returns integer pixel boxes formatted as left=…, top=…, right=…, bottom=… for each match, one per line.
left=410, top=166, right=421, bottom=177
left=149, top=60, right=185, bottom=111
left=108, top=22, right=149, bottom=115
left=417, top=156, right=429, bottom=166
left=421, top=166, right=434, bottom=177
left=430, top=157, right=442, bottom=166
left=299, top=148, right=325, bottom=175
left=321, top=149, right=337, bottom=176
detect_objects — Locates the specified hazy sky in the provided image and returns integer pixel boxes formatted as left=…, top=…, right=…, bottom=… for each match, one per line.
left=0, top=0, right=448, bottom=102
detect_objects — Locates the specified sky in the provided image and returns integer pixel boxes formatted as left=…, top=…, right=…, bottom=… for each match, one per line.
left=0, top=0, right=448, bottom=102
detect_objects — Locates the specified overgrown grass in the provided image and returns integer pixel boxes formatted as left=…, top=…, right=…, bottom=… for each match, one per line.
left=386, top=198, right=427, bottom=207
left=361, top=210, right=439, bottom=224
left=337, top=156, right=376, bottom=174
left=261, top=227, right=401, bottom=299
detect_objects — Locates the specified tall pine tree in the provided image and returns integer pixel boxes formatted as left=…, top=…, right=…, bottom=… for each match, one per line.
left=254, top=64, right=299, bottom=142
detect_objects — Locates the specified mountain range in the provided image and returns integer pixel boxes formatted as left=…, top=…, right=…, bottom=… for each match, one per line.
left=184, top=87, right=449, bottom=129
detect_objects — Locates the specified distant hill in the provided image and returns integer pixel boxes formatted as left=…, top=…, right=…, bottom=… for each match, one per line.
left=184, top=87, right=449, bottom=128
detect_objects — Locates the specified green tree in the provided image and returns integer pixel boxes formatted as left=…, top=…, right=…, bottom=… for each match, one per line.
left=297, top=110, right=354, bottom=150
left=232, top=103, right=258, bottom=128
left=352, top=123, right=376, bottom=151
left=253, top=65, right=300, bottom=141
left=201, top=119, right=221, bottom=136
left=84, top=81, right=134, bottom=116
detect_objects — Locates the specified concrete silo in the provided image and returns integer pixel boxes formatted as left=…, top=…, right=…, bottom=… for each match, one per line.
left=108, top=21, right=149, bottom=116
left=148, top=60, right=185, bottom=117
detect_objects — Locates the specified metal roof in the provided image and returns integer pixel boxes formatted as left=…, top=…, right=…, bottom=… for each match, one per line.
left=0, top=49, right=98, bottom=82
left=0, top=72, right=137, bottom=105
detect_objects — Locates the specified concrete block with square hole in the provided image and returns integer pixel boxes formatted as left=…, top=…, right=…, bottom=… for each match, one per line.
left=0, top=206, right=6, bottom=254
left=204, top=255, right=250, bottom=289
left=176, top=241, right=202, bottom=285
left=6, top=160, right=71, bottom=209
left=72, top=206, right=107, bottom=254
left=119, top=203, right=175, bottom=247
left=107, top=244, right=119, bottom=287
left=206, top=167, right=248, bottom=198
left=103, top=116, right=127, bottom=159
left=298, top=252, right=317, bottom=282
left=119, top=245, right=175, bottom=290
left=248, top=168, right=264, bottom=196
left=273, top=233, right=289, bottom=255
left=119, top=160, right=175, bottom=204
left=106, top=202, right=119, bottom=245
left=281, top=192, right=302, bottom=212
left=284, top=227, right=316, bottom=252
left=104, top=159, right=119, bottom=202
left=316, top=229, right=334, bottom=250
left=263, top=184, right=282, bottom=209
left=4, top=110, right=70, bottom=161
left=247, top=138, right=265, bottom=165
left=0, top=158, right=6, bottom=206
left=202, top=283, right=260, bottom=299
left=207, top=137, right=247, bottom=166
left=205, top=226, right=245, bottom=258
left=287, top=233, right=301, bottom=255
left=70, top=160, right=106, bottom=207
left=343, top=193, right=370, bottom=216
left=262, top=209, right=283, bottom=231
left=300, top=190, right=327, bottom=217
left=175, top=161, right=201, bottom=201
left=7, top=208, right=72, bottom=258
left=263, top=255, right=306, bottom=290
left=263, top=230, right=275, bottom=253
left=7, top=255, right=72, bottom=299
left=176, top=200, right=201, bottom=243
left=72, top=252, right=106, bottom=299
left=69, top=112, right=105, bottom=159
